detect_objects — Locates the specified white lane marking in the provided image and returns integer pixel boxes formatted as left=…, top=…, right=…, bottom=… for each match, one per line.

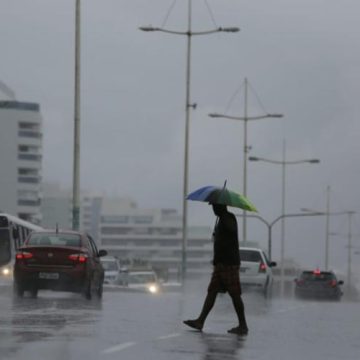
left=157, top=333, right=181, bottom=340
left=102, top=341, right=136, bottom=354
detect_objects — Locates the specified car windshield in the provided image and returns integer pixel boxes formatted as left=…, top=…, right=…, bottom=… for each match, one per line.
left=301, top=271, right=335, bottom=281
left=240, top=250, right=262, bottom=262
left=102, top=260, right=118, bottom=271
left=27, top=233, right=81, bottom=247
left=128, top=273, right=156, bottom=284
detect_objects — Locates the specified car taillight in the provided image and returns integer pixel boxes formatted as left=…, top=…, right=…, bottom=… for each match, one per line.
left=259, top=263, right=267, bottom=273
left=68, top=254, right=87, bottom=263
left=329, top=279, right=337, bottom=287
left=16, top=252, right=33, bottom=260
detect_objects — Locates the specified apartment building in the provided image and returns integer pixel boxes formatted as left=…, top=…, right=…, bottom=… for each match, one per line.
left=98, top=198, right=213, bottom=278
left=0, top=95, right=43, bottom=223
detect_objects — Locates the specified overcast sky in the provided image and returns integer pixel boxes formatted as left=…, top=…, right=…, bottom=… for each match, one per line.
left=0, top=0, right=359, bottom=277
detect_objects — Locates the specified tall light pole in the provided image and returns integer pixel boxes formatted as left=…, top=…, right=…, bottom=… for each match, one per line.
left=327, top=211, right=357, bottom=295
left=140, top=0, right=239, bottom=282
left=346, top=211, right=356, bottom=295
left=209, top=79, right=283, bottom=243
left=249, top=144, right=320, bottom=296
left=72, top=0, right=81, bottom=230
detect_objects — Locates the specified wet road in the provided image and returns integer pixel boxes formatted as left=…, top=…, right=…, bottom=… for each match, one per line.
left=0, top=279, right=359, bottom=360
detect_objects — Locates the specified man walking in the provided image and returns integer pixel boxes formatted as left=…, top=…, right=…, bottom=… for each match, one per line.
left=183, top=204, right=248, bottom=335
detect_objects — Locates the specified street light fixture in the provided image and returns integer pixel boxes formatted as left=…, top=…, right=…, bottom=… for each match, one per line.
left=249, top=141, right=320, bottom=295
left=140, top=0, right=239, bottom=283
left=208, top=79, right=283, bottom=243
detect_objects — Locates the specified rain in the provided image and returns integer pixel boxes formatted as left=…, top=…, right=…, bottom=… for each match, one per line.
left=0, top=1, right=359, bottom=359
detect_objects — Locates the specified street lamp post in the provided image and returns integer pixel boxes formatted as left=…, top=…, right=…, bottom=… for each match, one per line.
left=249, top=144, right=320, bottom=295
left=140, top=0, right=239, bottom=283
left=72, top=0, right=81, bottom=230
left=301, top=186, right=332, bottom=270
left=327, top=212, right=357, bottom=296
left=209, top=80, right=283, bottom=243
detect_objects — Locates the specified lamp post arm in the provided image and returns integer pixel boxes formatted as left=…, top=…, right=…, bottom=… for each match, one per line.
left=209, top=114, right=274, bottom=121
left=250, top=158, right=319, bottom=165
left=270, top=212, right=327, bottom=227
left=140, top=27, right=233, bottom=36
left=236, top=212, right=327, bottom=261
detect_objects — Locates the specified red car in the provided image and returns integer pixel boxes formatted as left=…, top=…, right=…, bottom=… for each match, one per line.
left=14, top=230, right=107, bottom=299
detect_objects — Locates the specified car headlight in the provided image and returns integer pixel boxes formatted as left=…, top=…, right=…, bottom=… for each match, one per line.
left=148, top=284, right=158, bottom=294
left=2, top=267, right=11, bottom=276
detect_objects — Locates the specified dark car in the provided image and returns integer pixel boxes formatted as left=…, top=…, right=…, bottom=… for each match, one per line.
left=14, top=230, right=107, bottom=299
left=294, top=269, right=344, bottom=300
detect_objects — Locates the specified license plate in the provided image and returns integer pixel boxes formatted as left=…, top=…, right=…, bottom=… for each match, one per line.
left=240, top=267, right=247, bottom=273
left=39, top=272, right=59, bottom=280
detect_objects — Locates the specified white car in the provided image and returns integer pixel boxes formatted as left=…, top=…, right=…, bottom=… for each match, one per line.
left=239, top=247, right=276, bottom=296
left=123, top=270, right=161, bottom=294
left=101, top=256, right=121, bottom=284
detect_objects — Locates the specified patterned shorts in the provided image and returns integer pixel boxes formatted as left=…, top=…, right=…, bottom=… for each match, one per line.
left=208, top=264, right=242, bottom=295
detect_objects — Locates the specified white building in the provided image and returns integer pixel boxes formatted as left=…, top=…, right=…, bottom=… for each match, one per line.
left=98, top=198, right=213, bottom=278
left=0, top=90, right=43, bottom=223
left=41, top=182, right=103, bottom=235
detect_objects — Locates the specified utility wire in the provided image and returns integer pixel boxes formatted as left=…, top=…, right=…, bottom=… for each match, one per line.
left=161, top=0, right=178, bottom=28
left=225, top=80, right=271, bottom=115
left=248, top=81, right=269, bottom=115
left=204, top=0, right=218, bottom=28
left=224, top=81, right=245, bottom=114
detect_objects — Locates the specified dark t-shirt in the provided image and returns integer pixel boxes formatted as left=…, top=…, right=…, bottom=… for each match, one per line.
left=213, top=211, right=240, bottom=266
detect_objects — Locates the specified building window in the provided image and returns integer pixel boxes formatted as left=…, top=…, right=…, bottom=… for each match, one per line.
left=101, top=227, right=130, bottom=235
left=18, top=130, right=42, bottom=139
left=18, top=177, right=40, bottom=184
left=101, top=216, right=129, bottom=224
left=17, top=199, right=41, bottom=207
left=17, top=190, right=38, bottom=200
left=18, top=168, right=39, bottom=176
left=102, top=238, right=131, bottom=246
left=18, top=122, right=40, bottom=131
left=18, top=145, right=40, bottom=153
left=18, top=154, right=42, bottom=161
left=132, top=216, right=153, bottom=224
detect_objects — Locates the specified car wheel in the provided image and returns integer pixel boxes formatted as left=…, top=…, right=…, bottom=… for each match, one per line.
left=96, top=281, right=103, bottom=299
left=14, top=283, right=24, bottom=298
left=30, top=288, right=38, bottom=299
left=263, top=278, right=271, bottom=298
left=83, top=279, right=92, bottom=300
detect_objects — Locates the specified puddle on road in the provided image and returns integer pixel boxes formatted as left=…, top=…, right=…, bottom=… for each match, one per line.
left=1, top=292, right=102, bottom=347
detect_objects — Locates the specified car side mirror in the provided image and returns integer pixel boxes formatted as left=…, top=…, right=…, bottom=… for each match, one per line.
left=270, top=261, right=277, bottom=267
left=338, top=280, right=344, bottom=285
left=98, top=249, right=108, bottom=257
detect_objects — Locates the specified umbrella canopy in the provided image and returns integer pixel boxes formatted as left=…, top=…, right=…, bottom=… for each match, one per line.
left=186, top=185, right=257, bottom=212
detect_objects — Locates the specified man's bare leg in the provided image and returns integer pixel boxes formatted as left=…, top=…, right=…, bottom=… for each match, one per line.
left=183, top=291, right=218, bottom=331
